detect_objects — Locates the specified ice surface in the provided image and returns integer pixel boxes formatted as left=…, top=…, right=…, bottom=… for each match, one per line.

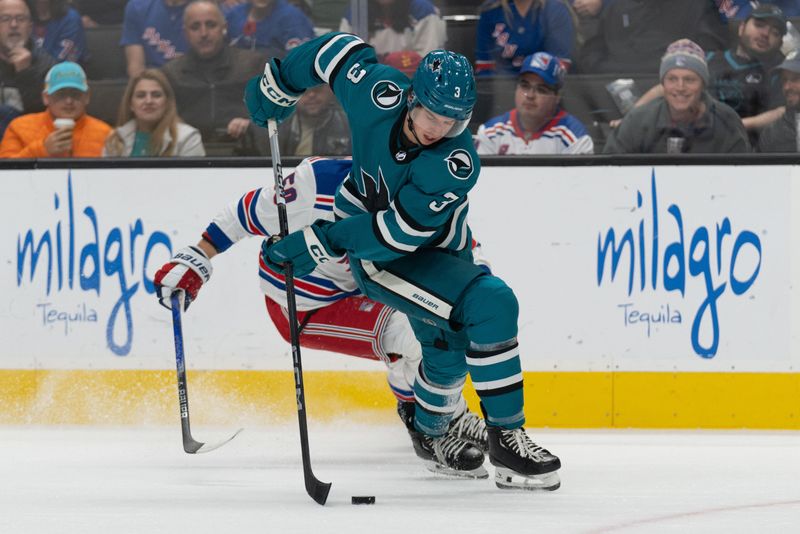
left=2, top=424, right=799, bottom=534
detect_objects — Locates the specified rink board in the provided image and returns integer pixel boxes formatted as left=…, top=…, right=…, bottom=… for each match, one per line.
left=1, top=165, right=798, bottom=427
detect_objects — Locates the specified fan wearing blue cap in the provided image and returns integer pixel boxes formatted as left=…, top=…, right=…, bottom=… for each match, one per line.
left=0, top=61, right=111, bottom=157
left=475, top=51, right=593, bottom=155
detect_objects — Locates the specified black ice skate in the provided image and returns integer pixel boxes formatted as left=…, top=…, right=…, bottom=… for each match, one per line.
left=487, top=426, right=561, bottom=491
left=398, top=401, right=488, bottom=478
left=448, top=408, right=489, bottom=453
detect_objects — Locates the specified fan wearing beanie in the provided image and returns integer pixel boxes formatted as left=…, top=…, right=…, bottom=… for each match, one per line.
left=605, top=39, right=749, bottom=154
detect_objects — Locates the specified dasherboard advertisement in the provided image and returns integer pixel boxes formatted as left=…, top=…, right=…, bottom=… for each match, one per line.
left=2, top=165, right=794, bottom=372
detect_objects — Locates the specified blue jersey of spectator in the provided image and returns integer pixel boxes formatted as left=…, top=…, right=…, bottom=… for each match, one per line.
left=33, top=7, right=87, bottom=64
left=476, top=0, right=576, bottom=76
left=121, top=0, right=189, bottom=68
left=225, top=0, right=314, bottom=54
left=717, top=0, right=800, bottom=19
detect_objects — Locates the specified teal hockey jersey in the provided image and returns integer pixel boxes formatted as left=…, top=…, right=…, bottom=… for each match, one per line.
left=276, top=32, right=480, bottom=263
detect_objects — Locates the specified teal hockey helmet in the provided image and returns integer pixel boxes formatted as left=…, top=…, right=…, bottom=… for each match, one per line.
left=409, top=50, right=476, bottom=137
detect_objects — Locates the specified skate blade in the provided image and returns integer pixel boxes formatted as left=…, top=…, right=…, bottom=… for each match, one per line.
left=494, top=467, right=561, bottom=491
left=423, top=460, right=489, bottom=479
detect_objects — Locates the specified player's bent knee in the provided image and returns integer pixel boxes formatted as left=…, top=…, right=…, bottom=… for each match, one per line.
left=464, top=276, right=519, bottom=319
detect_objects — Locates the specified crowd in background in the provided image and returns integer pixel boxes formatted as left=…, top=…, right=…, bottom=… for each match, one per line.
left=1, top=0, right=799, bottom=158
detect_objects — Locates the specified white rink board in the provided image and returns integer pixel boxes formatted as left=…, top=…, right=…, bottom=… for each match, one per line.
left=2, top=165, right=797, bottom=372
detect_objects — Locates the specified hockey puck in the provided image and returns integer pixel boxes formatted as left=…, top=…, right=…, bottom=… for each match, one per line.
left=351, top=496, right=376, bottom=505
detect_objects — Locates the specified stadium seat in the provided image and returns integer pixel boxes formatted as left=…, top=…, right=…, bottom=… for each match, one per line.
left=444, top=15, right=478, bottom=66
left=436, top=1, right=479, bottom=16
left=83, top=25, right=127, bottom=80
left=86, top=79, right=127, bottom=126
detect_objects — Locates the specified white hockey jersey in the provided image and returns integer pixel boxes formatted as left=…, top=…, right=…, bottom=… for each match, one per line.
left=203, top=157, right=359, bottom=311
left=474, top=109, right=594, bottom=155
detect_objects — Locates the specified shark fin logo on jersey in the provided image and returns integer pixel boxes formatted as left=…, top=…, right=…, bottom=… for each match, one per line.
left=371, top=81, right=403, bottom=110
left=354, top=167, right=390, bottom=211
left=445, top=149, right=474, bottom=180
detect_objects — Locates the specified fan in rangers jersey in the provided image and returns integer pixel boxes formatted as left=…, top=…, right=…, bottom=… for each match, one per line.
left=475, top=51, right=594, bottom=155
left=152, top=156, right=489, bottom=477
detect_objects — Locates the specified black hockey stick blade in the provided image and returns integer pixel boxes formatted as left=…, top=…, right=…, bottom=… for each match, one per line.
left=170, top=292, right=243, bottom=454
left=306, top=473, right=332, bottom=505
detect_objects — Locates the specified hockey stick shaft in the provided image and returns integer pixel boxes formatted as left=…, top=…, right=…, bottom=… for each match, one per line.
left=170, top=292, right=243, bottom=454
left=267, top=119, right=332, bottom=505
left=170, top=292, right=204, bottom=453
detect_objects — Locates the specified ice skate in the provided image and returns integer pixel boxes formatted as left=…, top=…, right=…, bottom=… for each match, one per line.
left=447, top=408, right=489, bottom=453
left=398, top=401, right=488, bottom=478
left=487, top=426, right=561, bottom=491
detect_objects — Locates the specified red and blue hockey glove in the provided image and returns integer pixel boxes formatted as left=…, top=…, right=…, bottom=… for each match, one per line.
left=244, top=58, right=303, bottom=127
left=261, top=221, right=342, bottom=278
left=154, top=246, right=213, bottom=311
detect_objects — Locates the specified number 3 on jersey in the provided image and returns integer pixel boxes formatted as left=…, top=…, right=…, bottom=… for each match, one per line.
left=347, top=63, right=366, bottom=84
left=429, top=192, right=458, bottom=212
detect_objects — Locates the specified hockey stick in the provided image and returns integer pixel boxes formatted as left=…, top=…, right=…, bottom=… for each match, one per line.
left=170, top=291, right=243, bottom=454
left=267, top=118, right=332, bottom=506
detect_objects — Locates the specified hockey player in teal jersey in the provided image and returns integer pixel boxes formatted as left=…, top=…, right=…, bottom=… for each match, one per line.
left=244, top=32, right=561, bottom=490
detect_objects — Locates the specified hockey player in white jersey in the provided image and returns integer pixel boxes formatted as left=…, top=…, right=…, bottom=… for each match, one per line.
left=153, top=156, right=488, bottom=477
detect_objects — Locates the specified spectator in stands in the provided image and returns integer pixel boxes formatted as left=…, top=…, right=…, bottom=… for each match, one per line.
left=28, top=0, right=88, bottom=64
left=630, top=5, right=787, bottom=130
left=277, top=83, right=351, bottom=156
left=578, top=0, right=728, bottom=75
left=758, top=50, right=800, bottom=152
left=475, top=51, right=593, bottom=154
left=570, top=0, right=611, bottom=43
left=719, top=0, right=800, bottom=20
left=0, top=0, right=54, bottom=122
left=162, top=0, right=265, bottom=153
left=121, top=0, right=190, bottom=78
left=103, top=69, right=205, bottom=157
left=340, top=0, right=446, bottom=57
left=225, top=0, right=314, bottom=56
left=475, top=0, right=576, bottom=76
left=604, top=40, right=749, bottom=154
left=0, top=61, right=110, bottom=157
left=74, top=0, right=127, bottom=27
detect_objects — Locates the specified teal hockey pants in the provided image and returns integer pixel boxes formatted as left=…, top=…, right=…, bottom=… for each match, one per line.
left=351, top=249, right=525, bottom=436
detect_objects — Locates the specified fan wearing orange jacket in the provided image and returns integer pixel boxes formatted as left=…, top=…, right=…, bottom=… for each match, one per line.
left=0, top=61, right=110, bottom=158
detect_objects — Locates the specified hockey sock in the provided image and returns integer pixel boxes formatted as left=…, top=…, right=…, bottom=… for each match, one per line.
left=413, top=366, right=466, bottom=437
left=467, top=339, right=525, bottom=429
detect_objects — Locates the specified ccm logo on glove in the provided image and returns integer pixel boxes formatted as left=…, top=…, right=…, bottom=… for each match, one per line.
left=304, top=227, right=332, bottom=264
left=260, top=60, right=301, bottom=107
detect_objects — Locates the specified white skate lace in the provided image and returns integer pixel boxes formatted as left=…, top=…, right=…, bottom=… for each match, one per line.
left=450, top=411, right=488, bottom=445
left=431, top=435, right=468, bottom=463
left=502, top=429, right=549, bottom=461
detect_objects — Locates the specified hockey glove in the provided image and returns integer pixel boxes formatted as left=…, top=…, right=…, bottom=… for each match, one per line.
left=154, top=245, right=213, bottom=311
left=261, top=221, right=342, bottom=278
left=244, top=58, right=303, bottom=127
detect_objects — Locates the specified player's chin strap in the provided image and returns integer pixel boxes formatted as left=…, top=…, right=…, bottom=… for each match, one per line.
left=406, top=110, right=424, bottom=146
